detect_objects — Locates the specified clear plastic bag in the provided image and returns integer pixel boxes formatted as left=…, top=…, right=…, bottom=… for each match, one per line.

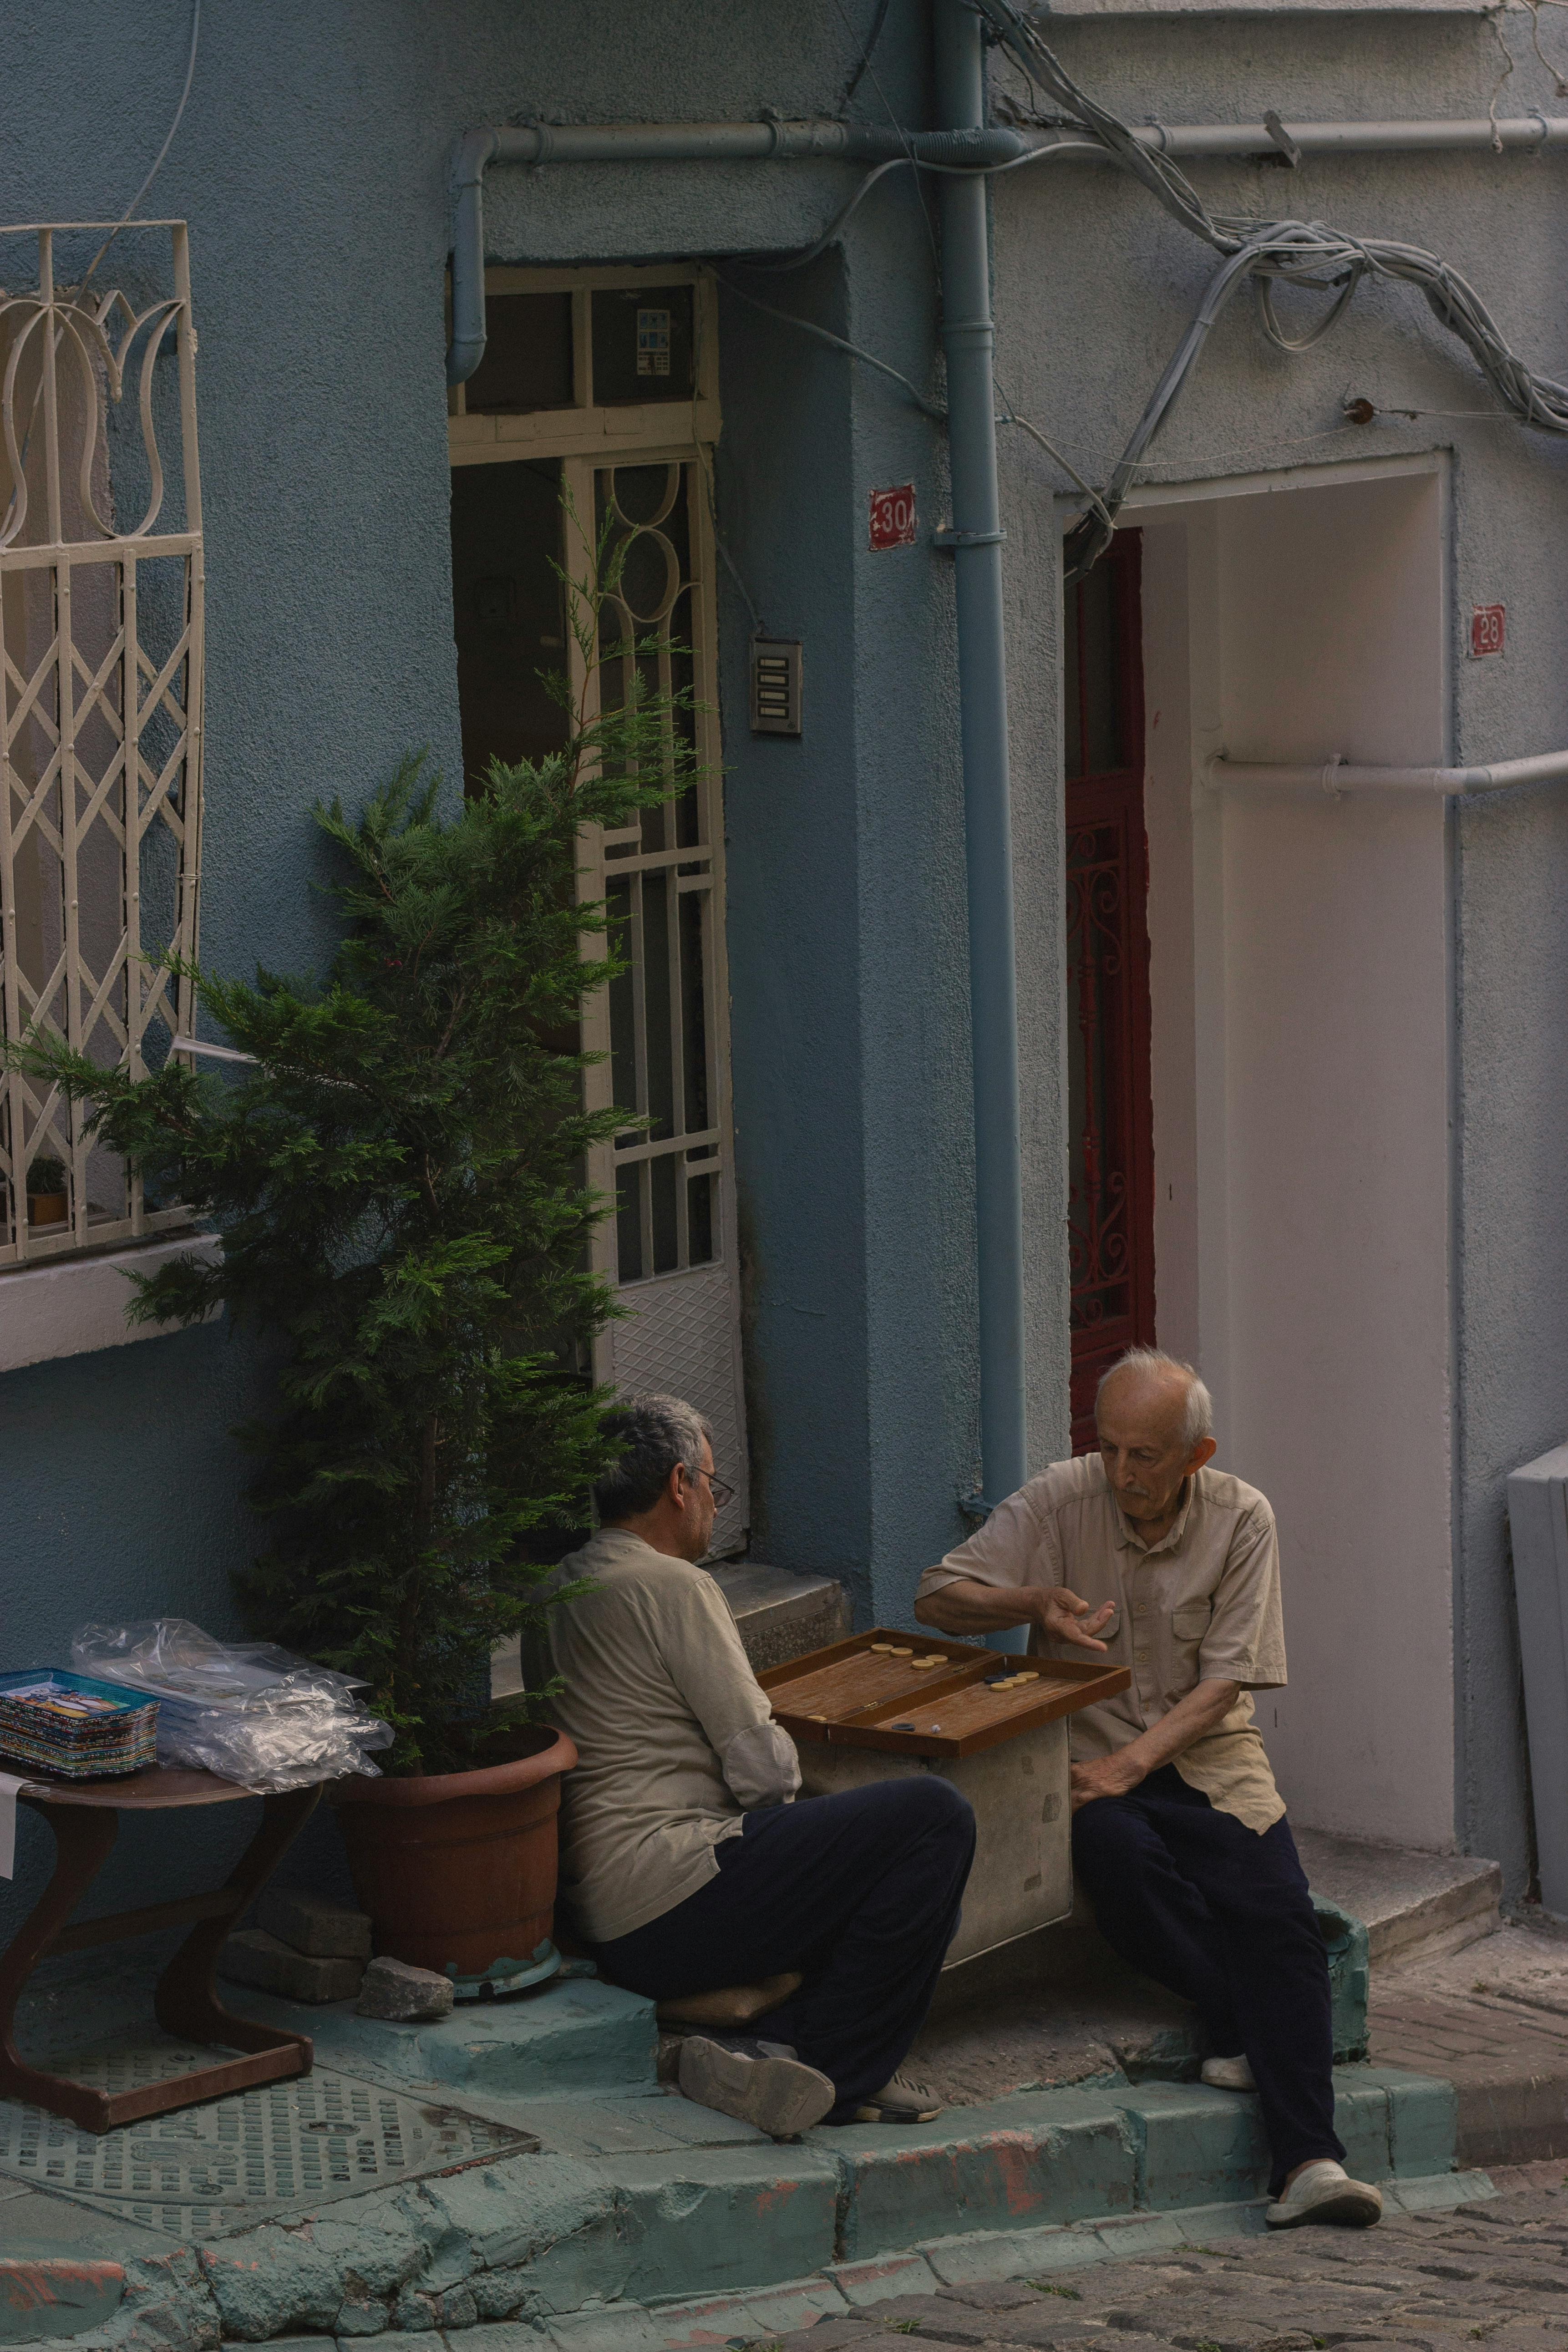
left=71, top=1618, right=393, bottom=1793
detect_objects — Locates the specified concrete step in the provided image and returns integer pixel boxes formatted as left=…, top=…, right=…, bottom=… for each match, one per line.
left=710, top=1563, right=850, bottom=1671
left=228, top=1969, right=660, bottom=2099
left=0, top=2062, right=1467, bottom=2343
left=1291, top=1827, right=1502, bottom=1967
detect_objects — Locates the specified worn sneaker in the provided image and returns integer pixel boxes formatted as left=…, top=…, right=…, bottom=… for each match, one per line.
left=1265, top=2159, right=1383, bottom=2229
left=677, top=2033, right=835, bottom=2139
left=850, top=2071, right=943, bottom=2124
left=1200, top=2053, right=1256, bottom=2092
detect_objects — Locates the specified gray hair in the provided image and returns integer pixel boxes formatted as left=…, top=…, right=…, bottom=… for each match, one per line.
left=594, top=1392, right=713, bottom=1523
left=1096, top=1346, right=1214, bottom=1450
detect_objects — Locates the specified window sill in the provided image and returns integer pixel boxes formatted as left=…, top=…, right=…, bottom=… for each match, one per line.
left=0, top=1232, right=222, bottom=1375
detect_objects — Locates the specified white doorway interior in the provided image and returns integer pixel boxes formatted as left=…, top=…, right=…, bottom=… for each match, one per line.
left=1123, top=456, right=1455, bottom=1849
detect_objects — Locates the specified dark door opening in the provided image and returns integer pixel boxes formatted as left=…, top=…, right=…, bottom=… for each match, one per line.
left=1064, top=531, right=1156, bottom=1452
left=450, top=457, right=569, bottom=791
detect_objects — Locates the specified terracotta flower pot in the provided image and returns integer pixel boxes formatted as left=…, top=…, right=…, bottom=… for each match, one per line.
left=332, top=1723, right=577, bottom=1976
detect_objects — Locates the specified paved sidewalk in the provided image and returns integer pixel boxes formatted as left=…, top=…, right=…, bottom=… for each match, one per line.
left=1371, top=1910, right=1568, bottom=2170
left=741, top=2163, right=1568, bottom=2352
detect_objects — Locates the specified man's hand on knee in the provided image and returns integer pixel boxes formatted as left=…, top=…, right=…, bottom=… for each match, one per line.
left=1070, top=1751, right=1147, bottom=1810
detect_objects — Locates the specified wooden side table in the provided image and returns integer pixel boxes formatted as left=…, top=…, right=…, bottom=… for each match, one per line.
left=0, top=1763, right=323, bottom=2134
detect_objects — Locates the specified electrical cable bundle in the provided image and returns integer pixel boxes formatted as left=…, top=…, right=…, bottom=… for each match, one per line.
left=966, top=0, right=1568, bottom=575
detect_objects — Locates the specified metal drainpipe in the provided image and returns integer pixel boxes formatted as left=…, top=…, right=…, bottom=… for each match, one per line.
left=933, top=0, right=1031, bottom=1565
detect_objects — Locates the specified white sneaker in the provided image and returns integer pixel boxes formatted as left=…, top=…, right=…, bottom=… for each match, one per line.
left=677, top=2033, right=836, bottom=2139
left=1201, top=2053, right=1256, bottom=2092
left=1265, top=2159, right=1383, bottom=2230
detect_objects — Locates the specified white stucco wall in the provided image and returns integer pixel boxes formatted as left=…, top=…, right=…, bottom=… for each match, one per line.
left=1129, top=466, right=1454, bottom=1845
left=994, top=5, right=1568, bottom=1876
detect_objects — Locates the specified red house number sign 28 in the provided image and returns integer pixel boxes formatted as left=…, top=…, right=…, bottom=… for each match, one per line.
left=868, top=483, right=917, bottom=550
left=1471, top=603, right=1505, bottom=658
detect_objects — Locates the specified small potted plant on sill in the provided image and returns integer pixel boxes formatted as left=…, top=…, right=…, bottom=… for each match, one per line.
left=25, top=1152, right=69, bottom=1228
left=9, top=514, right=690, bottom=1972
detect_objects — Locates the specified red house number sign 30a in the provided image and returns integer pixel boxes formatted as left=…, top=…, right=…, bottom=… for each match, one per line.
left=868, top=483, right=917, bottom=550
left=1471, top=603, right=1506, bottom=658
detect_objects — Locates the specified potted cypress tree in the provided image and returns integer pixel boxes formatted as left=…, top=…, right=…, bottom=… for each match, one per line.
left=11, top=532, right=691, bottom=1973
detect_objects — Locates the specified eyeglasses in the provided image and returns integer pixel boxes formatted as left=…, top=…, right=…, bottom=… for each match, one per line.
left=687, top=1466, right=735, bottom=1511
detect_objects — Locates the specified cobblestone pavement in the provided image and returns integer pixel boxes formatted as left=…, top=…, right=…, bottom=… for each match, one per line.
left=748, top=2168, right=1568, bottom=2351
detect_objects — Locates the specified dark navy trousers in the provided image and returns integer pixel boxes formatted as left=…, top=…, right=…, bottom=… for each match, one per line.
left=1071, top=1765, right=1344, bottom=2195
left=594, top=1776, right=976, bottom=2124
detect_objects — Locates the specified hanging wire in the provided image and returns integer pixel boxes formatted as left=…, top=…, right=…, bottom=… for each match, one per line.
left=80, top=0, right=202, bottom=297
left=840, top=0, right=893, bottom=107
left=956, top=0, right=1568, bottom=576
left=715, top=269, right=946, bottom=419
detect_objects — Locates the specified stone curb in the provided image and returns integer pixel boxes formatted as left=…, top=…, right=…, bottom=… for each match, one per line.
left=0, top=2069, right=1477, bottom=2351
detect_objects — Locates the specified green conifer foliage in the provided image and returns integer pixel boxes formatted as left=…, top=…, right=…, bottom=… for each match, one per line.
left=11, top=527, right=690, bottom=1772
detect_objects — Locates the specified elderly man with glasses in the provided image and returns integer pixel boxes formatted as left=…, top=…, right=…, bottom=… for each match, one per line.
left=913, top=1345, right=1382, bottom=2233
left=533, top=1392, right=975, bottom=2140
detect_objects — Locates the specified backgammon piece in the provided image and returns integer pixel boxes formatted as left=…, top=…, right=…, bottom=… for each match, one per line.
left=869, top=1643, right=895, bottom=1654
left=889, top=1647, right=913, bottom=1657
left=1015, top=1672, right=1040, bottom=1683
left=807, top=1713, right=828, bottom=1721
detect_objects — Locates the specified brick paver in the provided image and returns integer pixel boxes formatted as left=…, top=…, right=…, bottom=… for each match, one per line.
left=749, top=2167, right=1568, bottom=2351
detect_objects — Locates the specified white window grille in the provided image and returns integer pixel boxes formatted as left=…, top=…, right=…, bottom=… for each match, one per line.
left=450, top=265, right=749, bottom=1550
left=0, top=221, right=204, bottom=1264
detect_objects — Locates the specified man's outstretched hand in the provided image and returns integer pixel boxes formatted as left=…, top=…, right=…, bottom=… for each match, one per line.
left=1036, top=1587, right=1116, bottom=1651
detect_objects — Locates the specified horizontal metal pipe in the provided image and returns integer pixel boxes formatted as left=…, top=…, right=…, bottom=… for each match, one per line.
left=447, top=110, right=1568, bottom=384
left=1209, top=750, right=1568, bottom=795
left=447, top=119, right=1029, bottom=383
left=1129, top=116, right=1568, bottom=157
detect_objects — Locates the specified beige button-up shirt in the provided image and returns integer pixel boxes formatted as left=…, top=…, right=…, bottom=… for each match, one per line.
left=526, top=1528, right=802, bottom=1944
left=916, top=1455, right=1287, bottom=1832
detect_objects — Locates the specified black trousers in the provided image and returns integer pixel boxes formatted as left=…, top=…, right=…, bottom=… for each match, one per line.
left=594, top=1776, right=976, bottom=2124
left=1071, top=1764, right=1344, bottom=2195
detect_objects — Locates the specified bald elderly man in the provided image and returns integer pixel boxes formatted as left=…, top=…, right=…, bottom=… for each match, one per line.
left=915, top=1345, right=1381, bottom=2231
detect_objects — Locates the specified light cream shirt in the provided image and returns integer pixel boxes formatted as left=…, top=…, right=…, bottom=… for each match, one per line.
left=528, top=1527, right=801, bottom=1944
left=916, top=1455, right=1287, bottom=1831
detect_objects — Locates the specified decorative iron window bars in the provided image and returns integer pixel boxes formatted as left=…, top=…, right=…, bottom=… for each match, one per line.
left=0, top=221, right=203, bottom=1264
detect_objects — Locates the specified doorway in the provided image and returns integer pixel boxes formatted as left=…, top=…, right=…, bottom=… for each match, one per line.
left=1064, top=530, right=1156, bottom=1452
left=447, top=264, right=749, bottom=1553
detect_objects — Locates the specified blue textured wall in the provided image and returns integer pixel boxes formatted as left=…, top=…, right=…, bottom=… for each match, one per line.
left=6, top=0, right=1561, bottom=1951
left=0, top=0, right=1010, bottom=1935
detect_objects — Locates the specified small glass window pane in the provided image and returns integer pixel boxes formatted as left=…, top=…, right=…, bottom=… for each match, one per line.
left=591, top=286, right=695, bottom=406
left=464, top=292, right=574, bottom=415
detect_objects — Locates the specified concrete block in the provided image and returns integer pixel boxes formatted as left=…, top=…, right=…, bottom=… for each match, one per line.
left=217, top=1928, right=365, bottom=2005
left=463, top=2329, right=564, bottom=2352
left=1331, top=2068, right=1393, bottom=2183
left=546, top=2310, right=669, bottom=2352
left=0, top=2257, right=124, bottom=2343
left=332, top=2336, right=432, bottom=2352
left=1110, top=2084, right=1269, bottom=2210
left=258, top=1886, right=374, bottom=1959
left=416, top=2152, right=618, bottom=2301
left=712, top=1565, right=849, bottom=1673
left=612, top=2148, right=840, bottom=2306
left=1088, top=2215, right=1188, bottom=2258
left=1315, top=1899, right=1372, bottom=2063
left=1162, top=2197, right=1269, bottom=2243
left=739, top=2278, right=847, bottom=2332
left=225, top=1975, right=660, bottom=2099
left=824, top=2256, right=941, bottom=2307
left=1384, top=2166, right=1497, bottom=2213
left=199, top=2225, right=349, bottom=2338
left=641, top=2295, right=755, bottom=2348
left=1352, top=2063, right=1457, bottom=2177
left=992, top=2229, right=1088, bottom=2278
left=829, top=2091, right=1137, bottom=2263
left=357, top=1957, right=455, bottom=2023
left=335, top=2298, right=389, bottom=2334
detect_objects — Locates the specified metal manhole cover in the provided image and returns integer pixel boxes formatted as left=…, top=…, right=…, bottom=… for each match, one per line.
left=0, top=2052, right=535, bottom=2237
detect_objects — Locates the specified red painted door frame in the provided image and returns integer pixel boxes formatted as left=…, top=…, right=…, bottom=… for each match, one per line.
left=1064, top=532, right=1157, bottom=1452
